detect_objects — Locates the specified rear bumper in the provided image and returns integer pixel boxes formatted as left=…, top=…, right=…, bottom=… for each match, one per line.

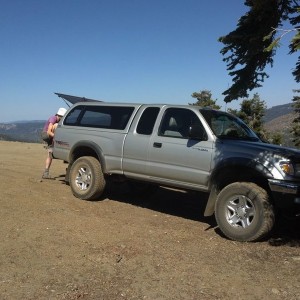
left=268, top=179, right=300, bottom=214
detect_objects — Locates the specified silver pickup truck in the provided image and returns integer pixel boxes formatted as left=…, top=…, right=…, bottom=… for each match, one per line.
left=53, top=102, right=300, bottom=242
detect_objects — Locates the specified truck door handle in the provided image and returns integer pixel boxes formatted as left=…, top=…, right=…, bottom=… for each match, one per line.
left=153, top=142, right=162, bottom=148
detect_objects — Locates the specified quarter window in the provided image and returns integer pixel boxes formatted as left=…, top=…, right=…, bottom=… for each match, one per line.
left=136, top=107, right=160, bottom=135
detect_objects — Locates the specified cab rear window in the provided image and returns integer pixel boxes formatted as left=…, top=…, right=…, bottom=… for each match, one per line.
left=64, top=105, right=134, bottom=130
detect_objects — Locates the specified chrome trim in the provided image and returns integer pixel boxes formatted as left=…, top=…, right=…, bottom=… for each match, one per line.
left=268, top=179, right=299, bottom=195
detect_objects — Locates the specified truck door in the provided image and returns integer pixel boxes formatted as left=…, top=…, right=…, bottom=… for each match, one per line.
left=147, top=107, right=213, bottom=188
left=122, top=107, right=161, bottom=177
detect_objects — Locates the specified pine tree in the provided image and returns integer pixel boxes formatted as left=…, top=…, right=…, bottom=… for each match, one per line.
left=189, top=90, right=221, bottom=109
left=291, top=89, right=300, bottom=147
left=219, top=0, right=300, bottom=102
left=228, top=93, right=267, bottom=137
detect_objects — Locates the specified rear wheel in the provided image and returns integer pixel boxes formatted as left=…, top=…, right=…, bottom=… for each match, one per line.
left=69, top=156, right=106, bottom=200
left=215, top=182, right=275, bottom=242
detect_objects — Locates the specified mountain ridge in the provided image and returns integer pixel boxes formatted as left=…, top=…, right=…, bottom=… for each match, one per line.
left=264, top=103, right=293, bottom=123
left=0, top=120, right=45, bottom=143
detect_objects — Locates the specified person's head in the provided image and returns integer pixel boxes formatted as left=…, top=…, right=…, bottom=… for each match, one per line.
left=56, top=108, right=67, bottom=120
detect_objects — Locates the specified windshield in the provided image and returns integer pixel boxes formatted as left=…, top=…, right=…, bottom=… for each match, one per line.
left=200, top=109, right=260, bottom=141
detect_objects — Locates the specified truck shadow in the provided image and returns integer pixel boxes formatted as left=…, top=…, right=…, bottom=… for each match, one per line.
left=106, top=182, right=211, bottom=221
left=104, top=182, right=300, bottom=247
left=268, top=216, right=300, bottom=247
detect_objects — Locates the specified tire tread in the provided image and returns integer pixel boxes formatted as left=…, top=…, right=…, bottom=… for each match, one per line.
left=215, top=182, right=275, bottom=242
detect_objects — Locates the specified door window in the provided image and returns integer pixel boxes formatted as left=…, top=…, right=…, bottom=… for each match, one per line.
left=159, top=108, right=203, bottom=138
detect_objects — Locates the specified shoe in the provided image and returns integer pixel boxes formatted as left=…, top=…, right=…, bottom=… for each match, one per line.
left=42, top=172, right=52, bottom=179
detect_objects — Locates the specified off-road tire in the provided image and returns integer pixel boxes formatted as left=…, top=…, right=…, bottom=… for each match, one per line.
left=215, top=182, right=275, bottom=242
left=69, top=156, right=106, bottom=200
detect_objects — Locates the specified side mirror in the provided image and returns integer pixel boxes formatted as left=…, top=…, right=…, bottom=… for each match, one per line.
left=188, top=125, right=208, bottom=141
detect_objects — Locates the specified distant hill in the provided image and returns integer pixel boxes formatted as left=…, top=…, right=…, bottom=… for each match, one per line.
left=264, top=103, right=293, bottom=123
left=263, top=103, right=295, bottom=147
left=0, top=134, right=14, bottom=141
left=0, top=121, right=45, bottom=143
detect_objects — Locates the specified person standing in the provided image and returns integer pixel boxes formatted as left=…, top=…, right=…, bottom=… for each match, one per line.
left=41, top=107, right=67, bottom=179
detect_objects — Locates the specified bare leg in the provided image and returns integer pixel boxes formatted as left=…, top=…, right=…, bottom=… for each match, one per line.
left=45, top=150, right=52, bottom=169
left=42, top=149, right=53, bottom=179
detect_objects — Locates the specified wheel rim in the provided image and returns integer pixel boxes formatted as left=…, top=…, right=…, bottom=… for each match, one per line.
left=75, top=166, right=92, bottom=191
left=225, top=195, right=255, bottom=228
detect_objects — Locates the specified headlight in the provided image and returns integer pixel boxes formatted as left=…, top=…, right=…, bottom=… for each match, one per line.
left=279, top=162, right=295, bottom=176
left=279, top=162, right=300, bottom=176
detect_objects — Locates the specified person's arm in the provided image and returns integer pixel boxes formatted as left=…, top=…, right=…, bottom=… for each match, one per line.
left=47, top=123, right=55, bottom=138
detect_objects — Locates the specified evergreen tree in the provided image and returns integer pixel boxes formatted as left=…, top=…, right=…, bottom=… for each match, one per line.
left=291, top=89, right=300, bottom=147
left=219, top=0, right=300, bottom=102
left=189, top=90, right=221, bottom=109
left=270, top=132, right=283, bottom=145
left=228, top=93, right=267, bottom=136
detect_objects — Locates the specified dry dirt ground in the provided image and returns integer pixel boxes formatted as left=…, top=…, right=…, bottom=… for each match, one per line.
left=0, top=141, right=299, bottom=300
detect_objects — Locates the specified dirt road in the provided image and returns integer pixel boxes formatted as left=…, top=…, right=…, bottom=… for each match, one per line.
left=0, top=141, right=299, bottom=299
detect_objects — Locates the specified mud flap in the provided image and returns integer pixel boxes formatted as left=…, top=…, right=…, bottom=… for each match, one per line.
left=204, top=185, right=218, bottom=216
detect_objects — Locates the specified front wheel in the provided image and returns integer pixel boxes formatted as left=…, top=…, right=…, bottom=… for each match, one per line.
left=69, top=156, right=106, bottom=200
left=215, top=182, right=275, bottom=242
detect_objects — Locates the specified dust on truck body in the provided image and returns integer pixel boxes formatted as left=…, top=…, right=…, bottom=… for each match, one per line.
left=53, top=101, right=300, bottom=242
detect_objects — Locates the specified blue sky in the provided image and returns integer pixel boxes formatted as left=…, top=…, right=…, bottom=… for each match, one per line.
left=0, top=0, right=298, bottom=122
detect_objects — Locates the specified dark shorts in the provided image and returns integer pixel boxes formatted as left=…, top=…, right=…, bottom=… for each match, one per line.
left=41, top=132, right=53, bottom=146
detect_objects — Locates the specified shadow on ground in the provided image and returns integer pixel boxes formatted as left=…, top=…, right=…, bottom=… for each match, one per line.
left=105, top=182, right=211, bottom=222
left=57, top=176, right=300, bottom=246
left=104, top=181, right=300, bottom=246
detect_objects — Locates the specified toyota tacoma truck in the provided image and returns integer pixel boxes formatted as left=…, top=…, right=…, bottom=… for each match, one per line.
left=52, top=102, right=300, bottom=242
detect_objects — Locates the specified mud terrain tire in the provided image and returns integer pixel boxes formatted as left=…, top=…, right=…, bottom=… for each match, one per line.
left=69, top=156, right=106, bottom=200
left=215, top=182, right=275, bottom=242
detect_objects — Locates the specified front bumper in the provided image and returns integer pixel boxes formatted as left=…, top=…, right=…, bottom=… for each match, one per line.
left=268, top=179, right=299, bottom=195
left=268, top=179, right=300, bottom=213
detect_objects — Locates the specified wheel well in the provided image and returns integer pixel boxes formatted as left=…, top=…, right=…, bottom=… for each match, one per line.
left=212, top=166, right=270, bottom=194
left=204, top=166, right=273, bottom=217
left=70, top=146, right=99, bottom=164
left=65, top=146, right=102, bottom=183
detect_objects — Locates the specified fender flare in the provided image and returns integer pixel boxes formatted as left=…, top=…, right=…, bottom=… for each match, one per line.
left=204, top=157, right=273, bottom=216
left=68, top=140, right=106, bottom=172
